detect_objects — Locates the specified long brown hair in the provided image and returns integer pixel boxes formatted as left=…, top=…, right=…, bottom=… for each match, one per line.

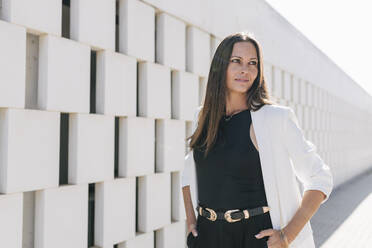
left=187, top=32, right=276, bottom=159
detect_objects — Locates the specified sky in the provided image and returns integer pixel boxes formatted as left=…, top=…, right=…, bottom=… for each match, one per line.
left=265, top=0, right=372, bottom=97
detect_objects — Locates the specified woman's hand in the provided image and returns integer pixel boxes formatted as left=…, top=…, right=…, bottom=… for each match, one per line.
left=187, top=223, right=198, bottom=237
left=255, top=228, right=289, bottom=248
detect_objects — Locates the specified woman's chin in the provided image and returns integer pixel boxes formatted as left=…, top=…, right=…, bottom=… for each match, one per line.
left=228, top=87, right=251, bottom=94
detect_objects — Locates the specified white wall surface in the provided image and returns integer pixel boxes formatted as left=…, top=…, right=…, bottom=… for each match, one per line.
left=0, top=0, right=371, bottom=247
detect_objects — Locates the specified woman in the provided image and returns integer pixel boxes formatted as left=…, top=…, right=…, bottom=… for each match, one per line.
left=181, top=32, right=333, bottom=248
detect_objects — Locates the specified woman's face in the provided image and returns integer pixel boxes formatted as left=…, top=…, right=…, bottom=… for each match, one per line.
left=225, top=41, right=258, bottom=95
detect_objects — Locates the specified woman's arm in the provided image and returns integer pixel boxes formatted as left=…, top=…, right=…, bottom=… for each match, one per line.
left=181, top=106, right=202, bottom=235
left=282, top=190, right=325, bottom=243
left=182, top=185, right=197, bottom=234
left=281, top=107, right=333, bottom=242
left=181, top=149, right=196, bottom=234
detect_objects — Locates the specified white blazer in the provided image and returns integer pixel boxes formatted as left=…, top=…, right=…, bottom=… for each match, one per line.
left=181, top=103, right=333, bottom=248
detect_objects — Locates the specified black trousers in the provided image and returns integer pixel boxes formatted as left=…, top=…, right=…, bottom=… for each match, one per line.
left=187, top=211, right=272, bottom=248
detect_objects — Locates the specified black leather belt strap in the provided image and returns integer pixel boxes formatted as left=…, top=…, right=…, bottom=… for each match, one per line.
left=196, top=205, right=270, bottom=223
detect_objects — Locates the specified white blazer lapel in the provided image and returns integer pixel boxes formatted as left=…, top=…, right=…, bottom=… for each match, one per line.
left=251, top=105, right=282, bottom=229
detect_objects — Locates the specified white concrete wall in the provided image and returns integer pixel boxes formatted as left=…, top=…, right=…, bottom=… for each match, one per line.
left=0, top=0, right=371, bottom=247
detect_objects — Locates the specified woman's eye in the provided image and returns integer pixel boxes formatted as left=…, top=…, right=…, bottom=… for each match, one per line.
left=230, top=59, right=257, bottom=65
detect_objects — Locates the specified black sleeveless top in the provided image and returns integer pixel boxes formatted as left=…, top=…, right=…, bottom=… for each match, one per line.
left=193, top=109, right=270, bottom=211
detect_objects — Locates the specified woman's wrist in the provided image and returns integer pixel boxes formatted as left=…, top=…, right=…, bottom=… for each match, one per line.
left=188, top=223, right=196, bottom=232
left=279, top=228, right=290, bottom=246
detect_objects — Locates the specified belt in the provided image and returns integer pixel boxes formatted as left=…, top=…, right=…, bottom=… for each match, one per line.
left=196, top=205, right=270, bottom=223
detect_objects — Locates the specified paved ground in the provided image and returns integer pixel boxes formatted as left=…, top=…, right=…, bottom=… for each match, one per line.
left=310, top=168, right=372, bottom=248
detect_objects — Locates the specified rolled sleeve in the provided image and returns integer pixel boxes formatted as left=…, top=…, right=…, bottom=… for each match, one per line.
left=283, top=107, right=333, bottom=204
left=182, top=152, right=193, bottom=187
left=181, top=151, right=193, bottom=187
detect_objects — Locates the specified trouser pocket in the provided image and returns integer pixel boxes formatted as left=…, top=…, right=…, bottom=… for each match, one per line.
left=187, top=231, right=198, bottom=248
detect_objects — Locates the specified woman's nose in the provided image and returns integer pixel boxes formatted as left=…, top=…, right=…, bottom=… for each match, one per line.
left=240, top=66, right=250, bottom=74
left=240, top=64, right=255, bottom=75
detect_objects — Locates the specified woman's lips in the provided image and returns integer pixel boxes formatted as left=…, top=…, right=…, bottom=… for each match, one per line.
left=235, top=79, right=249, bottom=82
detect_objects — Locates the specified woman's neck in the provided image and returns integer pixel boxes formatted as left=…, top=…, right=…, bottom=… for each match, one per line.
left=225, top=102, right=249, bottom=116
left=225, top=92, right=249, bottom=115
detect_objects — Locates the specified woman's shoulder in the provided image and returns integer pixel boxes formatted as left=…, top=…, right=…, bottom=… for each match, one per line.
left=264, top=103, right=292, bottom=116
left=261, top=104, right=294, bottom=129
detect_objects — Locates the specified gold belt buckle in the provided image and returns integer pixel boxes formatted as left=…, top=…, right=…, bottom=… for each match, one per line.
left=224, top=209, right=241, bottom=223
left=204, top=207, right=217, bottom=221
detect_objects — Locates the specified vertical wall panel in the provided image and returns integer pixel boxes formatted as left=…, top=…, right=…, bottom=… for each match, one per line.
left=70, top=0, right=115, bottom=50
left=0, top=109, right=60, bottom=194
left=138, top=61, right=171, bottom=118
left=186, top=26, right=211, bottom=77
left=34, top=185, right=88, bottom=248
left=38, top=35, right=90, bottom=113
left=171, top=70, right=199, bottom=121
left=68, top=113, right=115, bottom=184
left=119, top=117, right=155, bottom=177
left=96, top=50, right=137, bottom=116
left=119, top=0, right=155, bottom=62
left=0, top=193, right=23, bottom=248
left=0, top=21, right=26, bottom=108
left=1, top=0, right=61, bottom=35
left=156, top=13, right=186, bottom=70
